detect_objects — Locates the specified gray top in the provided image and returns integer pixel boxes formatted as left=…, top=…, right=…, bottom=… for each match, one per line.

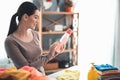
left=4, top=30, right=58, bottom=74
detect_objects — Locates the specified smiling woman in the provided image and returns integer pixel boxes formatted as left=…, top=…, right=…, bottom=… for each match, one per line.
left=3, top=1, right=65, bottom=75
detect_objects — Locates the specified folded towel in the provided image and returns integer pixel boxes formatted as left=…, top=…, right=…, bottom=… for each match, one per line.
left=94, top=64, right=118, bottom=72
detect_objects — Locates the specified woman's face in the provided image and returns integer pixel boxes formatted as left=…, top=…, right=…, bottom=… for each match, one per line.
left=26, top=10, right=39, bottom=29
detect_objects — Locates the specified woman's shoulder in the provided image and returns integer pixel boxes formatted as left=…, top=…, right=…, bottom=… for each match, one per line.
left=5, top=34, right=14, bottom=42
left=5, top=34, right=17, bottom=45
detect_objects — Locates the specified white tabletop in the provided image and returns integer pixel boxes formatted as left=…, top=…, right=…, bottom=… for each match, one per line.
left=48, top=66, right=80, bottom=78
left=48, top=65, right=90, bottom=80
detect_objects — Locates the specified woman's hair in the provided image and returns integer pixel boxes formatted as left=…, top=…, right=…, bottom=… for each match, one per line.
left=7, top=1, right=38, bottom=36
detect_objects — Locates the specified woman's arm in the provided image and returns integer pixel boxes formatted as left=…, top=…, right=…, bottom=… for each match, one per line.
left=29, top=31, right=65, bottom=67
left=5, top=38, right=29, bottom=68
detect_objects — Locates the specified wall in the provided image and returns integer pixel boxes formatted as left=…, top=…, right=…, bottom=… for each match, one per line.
left=113, top=0, right=120, bottom=69
left=0, top=0, right=32, bottom=67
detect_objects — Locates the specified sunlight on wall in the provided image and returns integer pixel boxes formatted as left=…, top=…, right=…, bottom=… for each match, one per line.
left=75, top=0, right=117, bottom=79
left=0, top=1, right=19, bottom=59
left=77, top=0, right=117, bottom=64
left=0, top=0, right=32, bottom=62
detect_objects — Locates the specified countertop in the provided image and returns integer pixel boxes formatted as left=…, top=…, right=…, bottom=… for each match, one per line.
left=48, top=65, right=89, bottom=80
left=48, top=65, right=80, bottom=80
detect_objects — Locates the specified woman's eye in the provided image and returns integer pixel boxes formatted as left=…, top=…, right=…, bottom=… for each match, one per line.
left=35, top=17, right=38, bottom=19
left=35, top=16, right=39, bottom=19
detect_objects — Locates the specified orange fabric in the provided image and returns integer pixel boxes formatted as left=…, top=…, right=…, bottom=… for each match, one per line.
left=22, top=66, right=43, bottom=80
left=0, top=66, right=56, bottom=80
left=0, top=67, right=30, bottom=80
left=22, top=66, right=56, bottom=80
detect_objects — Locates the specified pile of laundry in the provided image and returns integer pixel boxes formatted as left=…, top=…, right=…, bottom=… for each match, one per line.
left=94, top=64, right=120, bottom=80
left=0, top=66, right=56, bottom=80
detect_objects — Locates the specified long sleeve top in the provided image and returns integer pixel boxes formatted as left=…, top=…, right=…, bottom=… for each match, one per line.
left=4, top=30, right=58, bottom=74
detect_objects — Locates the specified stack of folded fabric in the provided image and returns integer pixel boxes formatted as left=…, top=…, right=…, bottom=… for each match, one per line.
left=94, top=64, right=120, bottom=80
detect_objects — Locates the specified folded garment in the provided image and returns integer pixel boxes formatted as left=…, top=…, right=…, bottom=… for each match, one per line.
left=98, top=70, right=120, bottom=76
left=98, top=75, right=120, bottom=80
left=0, top=67, right=30, bottom=80
left=94, top=64, right=118, bottom=72
left=98, top=77, right=120, bottom=80
left=97, top=69, right=119, bottom=76
left=106, top=77, right=120, bottom=80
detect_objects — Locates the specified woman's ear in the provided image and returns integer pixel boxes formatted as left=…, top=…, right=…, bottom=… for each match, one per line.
left=23, top=13, right=28, bottom=21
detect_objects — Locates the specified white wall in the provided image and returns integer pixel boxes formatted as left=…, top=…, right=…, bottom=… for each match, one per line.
left=114, top=0, right=120, bottom=69
left=76, top=0, right=117, bottom=79
left=78, top=0, right=117, bottom=65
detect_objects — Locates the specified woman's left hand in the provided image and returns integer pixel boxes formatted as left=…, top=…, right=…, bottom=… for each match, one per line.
left=56, top=42, right=66, bottom=53
left=49, top=41, right=66, bottom=56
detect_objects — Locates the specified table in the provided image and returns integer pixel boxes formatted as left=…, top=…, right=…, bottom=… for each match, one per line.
left=48, top=66, right=79, bottom=80
left=48, top=65, right=90, bottom=80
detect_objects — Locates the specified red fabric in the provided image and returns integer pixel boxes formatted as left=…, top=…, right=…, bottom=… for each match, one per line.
left=21, top=66, right=56, bottom=80
left=0, top=68, right=7, bottom=74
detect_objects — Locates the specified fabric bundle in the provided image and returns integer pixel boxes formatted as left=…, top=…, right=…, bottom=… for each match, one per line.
left=0, top=66, right=56, bottom=80
left=94, top=64, right=120, bottom=80
left=56, top=69, right=80, bottom=80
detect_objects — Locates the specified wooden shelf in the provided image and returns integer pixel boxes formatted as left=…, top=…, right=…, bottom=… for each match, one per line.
left=38, top=11, right=79, bottom=72
left=45, top=68, right=66, bottom=73
left=42, top=31, right=77, bottom=35
left=42, top=11, right=78, bottom=15
left=42, top=31, right=65, bottom=34
left=43, top=49, right=75, bottom=54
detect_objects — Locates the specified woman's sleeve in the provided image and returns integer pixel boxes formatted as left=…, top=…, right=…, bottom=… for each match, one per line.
left=34, top=31, right=59, bottom=66
left=4, top=38, right=29, bottom=68
left=29, top=52, right=58, bottom=68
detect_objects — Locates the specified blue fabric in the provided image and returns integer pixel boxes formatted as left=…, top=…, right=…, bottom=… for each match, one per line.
left=94, top=64, right=118, bottom=72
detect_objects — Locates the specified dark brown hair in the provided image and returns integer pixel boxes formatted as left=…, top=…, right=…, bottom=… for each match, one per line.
left=7, top=1, right=38, bottom=36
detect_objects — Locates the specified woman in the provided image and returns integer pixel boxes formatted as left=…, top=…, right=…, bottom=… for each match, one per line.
left=4, top=1, right=64, bottom=74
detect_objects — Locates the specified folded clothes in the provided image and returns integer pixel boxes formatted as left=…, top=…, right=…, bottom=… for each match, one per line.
left=94, top=64, right=118, bottom=72
left=98, top=76, right=120, bottom=80
left=106, top=77, right=120, bottom=80
left=97, top=70, right=120, bottom=76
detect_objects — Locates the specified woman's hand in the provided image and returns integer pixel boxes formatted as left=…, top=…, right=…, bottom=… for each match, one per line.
left=49, top=41, right=65, bottom=56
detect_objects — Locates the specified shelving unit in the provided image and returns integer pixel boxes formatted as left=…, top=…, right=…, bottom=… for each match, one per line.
left=37, top=11, right=79, bottom=73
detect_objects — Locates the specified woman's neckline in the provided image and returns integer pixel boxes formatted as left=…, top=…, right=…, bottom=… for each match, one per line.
left=11, top=30, right=34, bottom=44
